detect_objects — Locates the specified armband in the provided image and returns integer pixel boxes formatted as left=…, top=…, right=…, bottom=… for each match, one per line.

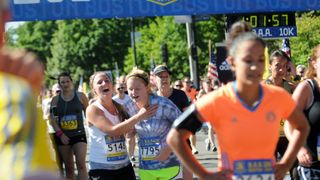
left=172, top=104, right=203, bottom=134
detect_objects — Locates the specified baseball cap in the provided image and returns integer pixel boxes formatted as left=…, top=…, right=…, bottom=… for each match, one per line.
left=153, top=65, right=171, bottom=75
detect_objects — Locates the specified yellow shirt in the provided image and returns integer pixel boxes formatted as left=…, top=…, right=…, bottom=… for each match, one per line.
left=0, top=72, right=56, bottom=179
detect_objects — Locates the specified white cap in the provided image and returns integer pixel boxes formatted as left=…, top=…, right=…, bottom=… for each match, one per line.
left=51, top=83, right=60, bottom=92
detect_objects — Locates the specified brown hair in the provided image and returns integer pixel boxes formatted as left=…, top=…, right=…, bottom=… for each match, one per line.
left=306, top=44, right=320, bottom=79
left=269, top=50, right=290, bottom=64
left=226, top=21, right=252, bottom=51
left=112, top=100, right=129, bottom=122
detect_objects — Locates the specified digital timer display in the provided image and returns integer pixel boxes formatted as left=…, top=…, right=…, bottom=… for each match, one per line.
left=226, top=12, right=297, bottom=38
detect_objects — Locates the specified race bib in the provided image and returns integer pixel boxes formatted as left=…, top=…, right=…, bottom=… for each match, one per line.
left=317, top=135, right=320, bottom=161
left=60, top=115, right=78, bottom=130
left=140, top=137, right=161, bottom=162
left=105, top=136, right=127, bottom=162
left=233, top=159, right=275, bottom=180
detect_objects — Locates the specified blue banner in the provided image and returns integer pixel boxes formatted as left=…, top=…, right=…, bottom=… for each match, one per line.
left=9, top=0, right=320, bottom=21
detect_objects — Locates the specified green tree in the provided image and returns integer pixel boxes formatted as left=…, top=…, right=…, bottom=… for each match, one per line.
left=8, top=21, right=57, bottom=65
left=124, top=16, right=225, bottom=80
left=290, top=13, right=320, bottom=66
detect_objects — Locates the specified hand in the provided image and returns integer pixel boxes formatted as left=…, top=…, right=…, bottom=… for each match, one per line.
left=154, top=146, right=171, bottom=161
left=60, top=133, right=70, bottom=145
left=0, top=48, right=44, bottom=92
left=297, top=147, right=313, bottom=167
left=136, top=104, right=158, bottom=121
left=200, top=170, right=231, bottom=180
left=274, top=162, right=290, bottom=180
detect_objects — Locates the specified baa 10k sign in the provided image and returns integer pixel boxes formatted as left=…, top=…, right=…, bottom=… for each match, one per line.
left=226, top=12, right=297, bottom=38
left=9, top=0, right=320, bottom=21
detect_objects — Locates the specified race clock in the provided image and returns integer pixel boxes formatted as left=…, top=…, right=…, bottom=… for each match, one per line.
left=226, top=12, right=297, bottom=38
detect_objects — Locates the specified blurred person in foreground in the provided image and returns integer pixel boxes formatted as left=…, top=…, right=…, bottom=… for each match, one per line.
left=0, top=1, right=58, bottom=179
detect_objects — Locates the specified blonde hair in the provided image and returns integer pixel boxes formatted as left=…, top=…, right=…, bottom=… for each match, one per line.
left=305, top=44, right=320, bottom=79
left=126, top=68, right=149, bottom=86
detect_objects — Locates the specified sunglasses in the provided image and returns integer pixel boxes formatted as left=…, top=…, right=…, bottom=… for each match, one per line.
left=117, top=87, right=125, bottom=90
left=55, top=90, right=61, bottom=93
left=175, top=84, right=182, bottom=88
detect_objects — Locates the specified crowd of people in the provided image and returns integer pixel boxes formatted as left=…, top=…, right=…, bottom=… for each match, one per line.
left=1, top=3, right=320, bottom=179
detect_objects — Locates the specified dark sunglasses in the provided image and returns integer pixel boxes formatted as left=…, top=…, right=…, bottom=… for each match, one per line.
left=175, top=84, right=182, bottom=87
left=117, top=87, right=125, bottom=90
left=55, top=90, right=61, bottom=93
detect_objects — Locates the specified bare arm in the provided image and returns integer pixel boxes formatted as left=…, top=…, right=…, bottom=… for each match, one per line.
left=48, top=95, right=70, bottom=144
left=86, top=104, right=158, bottom=137
left=279, top=107, right=309, bottom=164
left=285, top=81, right=313, bottom=167
left=276, top=106, right=309, bottom=179
left=167, top=129, right=230, bottom=180
left=167, top=129, right=208, bottom=177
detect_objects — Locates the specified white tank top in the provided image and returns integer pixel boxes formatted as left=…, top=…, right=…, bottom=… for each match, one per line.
left=88, top=100, right=129, bottom=166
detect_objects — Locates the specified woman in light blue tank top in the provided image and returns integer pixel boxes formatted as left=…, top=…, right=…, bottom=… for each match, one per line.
left=86, top=71, right=158, bottom=180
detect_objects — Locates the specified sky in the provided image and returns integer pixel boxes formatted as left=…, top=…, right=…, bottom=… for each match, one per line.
left=5, top=21, right=24, bottom=31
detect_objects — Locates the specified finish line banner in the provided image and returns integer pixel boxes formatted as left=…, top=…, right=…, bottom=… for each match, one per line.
left=9, top=0, right=320, bottom=21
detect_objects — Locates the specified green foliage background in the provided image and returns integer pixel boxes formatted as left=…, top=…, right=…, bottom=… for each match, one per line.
left=7, top=13, right=320, bottom=87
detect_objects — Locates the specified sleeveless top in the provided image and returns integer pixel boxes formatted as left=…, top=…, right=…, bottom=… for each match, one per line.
left=88, top=100, right=129, bottom=170
left=303, top=79, right=320, bottom=168
left=56, top=92, right=85, bottom=137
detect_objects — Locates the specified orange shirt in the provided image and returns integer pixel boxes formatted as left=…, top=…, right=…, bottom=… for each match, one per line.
left=196, top=82, right=296, bottom=171
left=183, top=87, right=197, bottom=102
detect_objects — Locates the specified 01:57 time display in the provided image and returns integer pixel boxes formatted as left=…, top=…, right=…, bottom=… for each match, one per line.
left=241, top=13, right=295, bottom=28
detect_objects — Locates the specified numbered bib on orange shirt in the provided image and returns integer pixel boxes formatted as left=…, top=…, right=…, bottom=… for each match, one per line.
left=233, top=159, right=275, bottom=180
